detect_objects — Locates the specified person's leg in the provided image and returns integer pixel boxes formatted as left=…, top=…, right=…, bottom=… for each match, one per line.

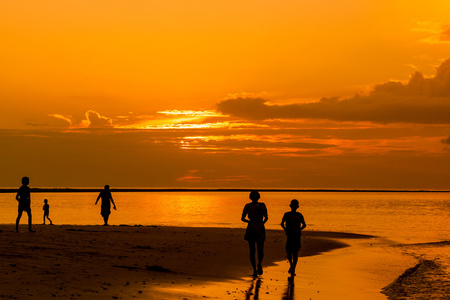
left=103, top=215, right=109, bottom=225
left=291, top=251, right=299, bottom=275
left=43, top=213, right=46, bottom=224
left=248, top=241, right=257, bottom=276
left=256, top=241, right=264, bottom=275
left=287, top=250, right=293, bottom=273
left=287, top=252, right=293, bottom=265
left=26, top=210, right=33, bottom=232
left=16, top=210, right=23, bottom=232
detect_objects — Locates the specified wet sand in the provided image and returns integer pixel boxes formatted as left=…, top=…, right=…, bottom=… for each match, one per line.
left=382, top=241, right=450, bottom=300
left=0, top=224, right=446, bottom=299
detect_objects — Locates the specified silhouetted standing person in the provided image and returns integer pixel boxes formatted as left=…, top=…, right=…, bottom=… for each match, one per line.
left=241, top=190, right=268, bottom=276
left=95, top=185, right=116, bottom=226
left=43, top=199, right=52, bottom=225
left=281, top=199, right=306, bottom=276
left=15, top=176, right=34, bottom=232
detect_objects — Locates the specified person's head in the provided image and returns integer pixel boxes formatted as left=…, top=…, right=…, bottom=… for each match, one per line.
left=249, top=190, right=260, bottom=202
left=44, top=199, right=48, bottom=204
left=104, top=185, right=110, bottom=190
left=290, top=199, right=299, bottom=211
left=21, top=177, right=29, bottom=186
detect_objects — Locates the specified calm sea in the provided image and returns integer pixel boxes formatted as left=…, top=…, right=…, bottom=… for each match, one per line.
left=1, top=191, right=448, bottom=244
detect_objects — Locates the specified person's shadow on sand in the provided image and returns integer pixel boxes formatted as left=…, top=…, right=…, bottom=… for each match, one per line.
left=245, top=278, right=262, bottom=300
left=282, top=276, right=295, bottom=300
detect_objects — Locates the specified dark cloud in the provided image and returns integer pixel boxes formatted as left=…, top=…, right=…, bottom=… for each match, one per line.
left=25, top=122, right=45, bottom=127
left=442, top=136, right=450, bottom=145
left=217, top=59, right=450, bottom=124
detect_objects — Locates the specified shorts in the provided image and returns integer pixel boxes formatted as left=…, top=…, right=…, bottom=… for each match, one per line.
left=101, top=206, right=111, bottom=217
left=286, top=234, right=301, bottom=253
left=18, top=204, right=31, bottom=213
left=244, top=222, right=266, bottom=242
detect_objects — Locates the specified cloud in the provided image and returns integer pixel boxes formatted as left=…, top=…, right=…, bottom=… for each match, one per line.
left=48, top=110, right=113, bottom=128
left=440, top=26, right=450, bottom=42
left=414, top=22, right=450, bottom=44
left=82, top=110, right=113, bottom=128
left=48, top=114, right=73, bottom=126
left=217, top=58, right=450, bottom=124
left=176, top=169, right=257, bottom=184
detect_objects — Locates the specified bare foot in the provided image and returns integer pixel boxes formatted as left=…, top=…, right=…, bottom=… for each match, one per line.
left=257, top=263, right=263, bottom=275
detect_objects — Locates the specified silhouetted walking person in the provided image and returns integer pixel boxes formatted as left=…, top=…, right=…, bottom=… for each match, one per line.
left=281, top=199, right=306, bottom=276
left=15, top=176, right=34, bottom=232
left=43, top=199, right=52, bottom=225
left=95, top=185, right=116, bottom=226
left=241, top=190, right=268, bottom=276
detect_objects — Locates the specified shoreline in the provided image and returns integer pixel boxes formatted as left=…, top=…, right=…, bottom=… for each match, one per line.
left=0, top=224, right=372, bottom=299
left=2, top=224, right=447, bottom=299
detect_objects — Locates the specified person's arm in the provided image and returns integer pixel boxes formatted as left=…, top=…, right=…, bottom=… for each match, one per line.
left=280, top=213, right=287, bottom=232
left=110, top=195, right=116, bottom=210
left=241, top=205, right=249, bottom=223
left=15, top=187, right=21, bottom=201
left=262, top=203, right=268, bottom=224
left=300, top=214, right=306, bottom=231
left=95, top=193, right=101, bottom=205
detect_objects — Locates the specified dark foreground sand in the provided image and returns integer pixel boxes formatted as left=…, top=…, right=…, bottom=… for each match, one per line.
left=0, top=225, right=448, bottom=299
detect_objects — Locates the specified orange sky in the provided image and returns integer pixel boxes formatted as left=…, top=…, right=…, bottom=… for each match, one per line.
left=1, top=1, right=450, bottom=189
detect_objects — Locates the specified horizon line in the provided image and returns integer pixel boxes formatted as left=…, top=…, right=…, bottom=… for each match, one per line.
left=1, top=188, right=449, bottom=193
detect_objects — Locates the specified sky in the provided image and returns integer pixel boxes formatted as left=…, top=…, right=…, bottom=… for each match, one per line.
left=1, top=0, right=450, bottom=189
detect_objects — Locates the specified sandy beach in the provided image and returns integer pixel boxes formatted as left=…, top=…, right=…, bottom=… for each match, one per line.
left=0, top=224, right=447, bottom=299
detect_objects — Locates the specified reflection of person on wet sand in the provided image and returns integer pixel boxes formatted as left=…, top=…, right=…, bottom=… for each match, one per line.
left=241, top=190, right=268, bottom=277
left=95, top=185, right=116, bottom=226
left=42, top=199, right=53, bottom=225
left=245, top=278, right=262, bottom=300
left=282, top=276, right=295, bottom=300
left=281, top=199, right=306, bottom=276
left=15, top=176, right=35, bottom=233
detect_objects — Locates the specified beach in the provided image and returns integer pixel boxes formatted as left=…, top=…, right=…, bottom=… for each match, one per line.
left=1, top=191, right=449, bottom=299
left=2, top=224, right=447, bottom=299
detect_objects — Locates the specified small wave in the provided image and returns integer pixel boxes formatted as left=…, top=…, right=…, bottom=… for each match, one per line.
left=399, top=240, right=450, bottom=247
left=382, top=259, right=450, bottom=300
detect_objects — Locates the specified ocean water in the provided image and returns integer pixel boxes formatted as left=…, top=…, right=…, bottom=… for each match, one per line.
left=1, top=191, right=448, bottom=244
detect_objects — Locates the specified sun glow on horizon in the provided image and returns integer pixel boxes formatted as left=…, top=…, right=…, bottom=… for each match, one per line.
left=157, top=110, right=224, bottom=117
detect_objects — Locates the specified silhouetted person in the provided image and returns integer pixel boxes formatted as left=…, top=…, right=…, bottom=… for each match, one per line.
left=95, top=185, right=116, bottom=226
left=15, top=176, right=34, bottom=232
left=281, top=199, right=306, bottom=276
left=241, top=190, right=268, bottom=276
left=43, top=199, right=52, bottom=225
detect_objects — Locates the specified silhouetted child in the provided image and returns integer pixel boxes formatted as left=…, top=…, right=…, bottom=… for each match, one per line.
left=242, top=190, right=268, bottom=277
left=280, top=199, right=306, bottom=276
left=15, top=176, right=34, bottom=232
left=43, top=199, right=52, bottom=225
left=95, top=185, right=116, bottom=226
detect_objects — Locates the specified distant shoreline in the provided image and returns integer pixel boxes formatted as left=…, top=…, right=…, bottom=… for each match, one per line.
left=1, top=188, right=449, bottom=193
